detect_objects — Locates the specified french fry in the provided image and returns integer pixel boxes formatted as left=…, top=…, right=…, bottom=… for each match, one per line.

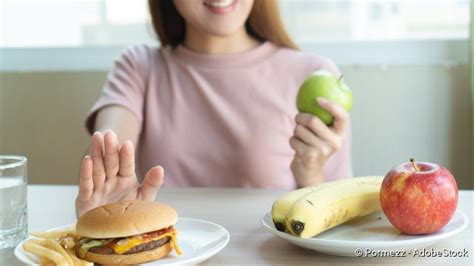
left=27, top=239, right=76, bottom=266
left=26, top=225, right=95, bottom=266
left=23, top=241, right=67, bottom=266
left=39, top=256, right=55, bottom=266
left=66, top=249, right=93, bottom=266
left=59, top=236, right=76, bottom=249
left=65, top=249, right=81, bottom=265
left=34, top=239, right=75, bottom=266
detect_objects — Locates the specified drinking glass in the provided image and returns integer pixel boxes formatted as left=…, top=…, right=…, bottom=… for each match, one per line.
left=0, top=156, right=28, bottom=256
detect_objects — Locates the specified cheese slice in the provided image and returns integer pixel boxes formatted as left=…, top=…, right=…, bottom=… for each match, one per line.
left=113, top=232, right=182, bottom=256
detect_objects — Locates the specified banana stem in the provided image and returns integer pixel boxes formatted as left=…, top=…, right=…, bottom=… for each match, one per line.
left=410, top=158, right=420, bottom=172
left=274, top=222, right=286, bottom=232
left=292, top=221, right=305, bottom=235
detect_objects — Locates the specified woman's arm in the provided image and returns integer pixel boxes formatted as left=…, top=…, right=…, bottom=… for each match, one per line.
left=93, top=105, right=140, bottom=145
left=75, top=106, right=163, bottom=218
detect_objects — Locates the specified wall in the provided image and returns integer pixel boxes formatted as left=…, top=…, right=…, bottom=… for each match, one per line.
left=0, top=72, right=104, bottom=185
left=471, top=1, right=474, bottom=183
left=0, top=64, right=472, bottom=188
left=346, top=64, right=471, bottom=189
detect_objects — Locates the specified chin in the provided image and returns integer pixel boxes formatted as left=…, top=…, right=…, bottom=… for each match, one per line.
left=206, top=25, right=245, bottom=37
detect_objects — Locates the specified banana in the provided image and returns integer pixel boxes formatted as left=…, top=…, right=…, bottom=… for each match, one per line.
left=284, top=176, right=383, bottom=238
left=272, top=182, right=333, bottom=232
left=271, top=178, right=360, bottom=232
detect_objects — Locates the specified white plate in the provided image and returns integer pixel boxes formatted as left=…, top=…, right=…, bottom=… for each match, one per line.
left=15, top=217, right=230, bottom=265
left=261, top=210, right=468, bottom=257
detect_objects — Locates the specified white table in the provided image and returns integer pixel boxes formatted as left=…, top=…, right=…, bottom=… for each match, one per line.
left=5, top=186, right=474, bottom=265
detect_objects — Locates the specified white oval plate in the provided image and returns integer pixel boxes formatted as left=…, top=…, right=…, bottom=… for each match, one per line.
left=16, top=217, right=230, bottom=265
left=261, top=210, right=468, bottom=257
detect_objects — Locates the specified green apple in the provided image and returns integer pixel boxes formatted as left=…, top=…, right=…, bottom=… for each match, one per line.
left=296, top=70, right=352, bottom=125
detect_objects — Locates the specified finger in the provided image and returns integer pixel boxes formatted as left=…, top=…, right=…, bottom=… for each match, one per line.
left=295, top=113, right=339, bottom=144
left=289, top=136, right=308, bottom=155
left=293, top=124, right=324, bottom=147
left=104, top=130, right=120, bottom=179
left=90, top=132, right=106, bottom=190
left=139, top=166, right=164, bottom=201
left=290, top=136, right=332, bottom=160
left=316, top=97, right=349, bottom=134
left=118, top=140, right=135, bottom=177
left=78, top=156, right=93, bottom=201
left=290, top=136, right=324, bottom=163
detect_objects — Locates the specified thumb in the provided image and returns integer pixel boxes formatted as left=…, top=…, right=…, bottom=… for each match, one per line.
left=139, top=166, right=164, bottom=201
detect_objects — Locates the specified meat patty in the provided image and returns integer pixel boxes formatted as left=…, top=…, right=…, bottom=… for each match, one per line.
left=88, top=237, right=170, bottom=255
left=125, top=237, right=170, bottom=254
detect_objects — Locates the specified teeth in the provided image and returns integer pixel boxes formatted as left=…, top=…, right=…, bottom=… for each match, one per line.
left=205, top=0, right=234, bottom=8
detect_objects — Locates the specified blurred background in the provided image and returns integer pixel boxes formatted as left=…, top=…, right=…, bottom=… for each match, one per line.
left=0, top=0, right=472, bottom=188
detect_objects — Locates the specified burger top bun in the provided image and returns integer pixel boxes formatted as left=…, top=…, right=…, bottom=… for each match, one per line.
left=76, top=201, right=177, bottom=238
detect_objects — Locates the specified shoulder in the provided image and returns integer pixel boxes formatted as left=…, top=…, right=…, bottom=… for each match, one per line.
left=119, top=44, right=159, bottom=62
left=115, top=44, right=161, bottom=71
left=272, top=44, right=341, bottom=76
left=111, top=44, right=162, bottom=82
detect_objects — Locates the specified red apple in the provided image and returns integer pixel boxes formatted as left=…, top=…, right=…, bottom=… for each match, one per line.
left=380, top=158, right=458, bottom=235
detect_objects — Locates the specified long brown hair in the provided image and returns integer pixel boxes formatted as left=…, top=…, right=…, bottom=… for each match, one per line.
left=148, top=0, right=298, bottom=49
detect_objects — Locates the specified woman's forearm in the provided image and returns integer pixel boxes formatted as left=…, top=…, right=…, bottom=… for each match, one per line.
left=94, top=105, right=140, bottom=146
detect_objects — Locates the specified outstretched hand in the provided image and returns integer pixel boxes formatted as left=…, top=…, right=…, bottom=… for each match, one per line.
left=75, top=131, right=164, bottom=217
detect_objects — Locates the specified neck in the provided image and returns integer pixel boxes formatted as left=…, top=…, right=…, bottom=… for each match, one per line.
left=183, top=26, right=260, bottom=54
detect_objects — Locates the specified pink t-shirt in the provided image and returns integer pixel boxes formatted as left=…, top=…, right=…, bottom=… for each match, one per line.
left=86, top=42, right=352, bottom=189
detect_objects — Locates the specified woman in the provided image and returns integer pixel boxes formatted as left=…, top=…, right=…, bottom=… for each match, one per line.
left=75, top=0, right=352, bottom=217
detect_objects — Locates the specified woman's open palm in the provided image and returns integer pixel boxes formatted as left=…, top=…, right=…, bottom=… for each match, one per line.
left=75, top=131, right=164, bottom=217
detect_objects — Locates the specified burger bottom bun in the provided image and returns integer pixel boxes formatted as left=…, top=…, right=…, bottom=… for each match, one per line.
left=78, top=242, right=173, bottom=265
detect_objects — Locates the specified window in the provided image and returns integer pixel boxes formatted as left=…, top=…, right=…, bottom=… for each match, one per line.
left=0, top=0, right=152, bottom=47
left=0, top=0, right=470, bottom=47
left=280, top=0, right=469, bottom=42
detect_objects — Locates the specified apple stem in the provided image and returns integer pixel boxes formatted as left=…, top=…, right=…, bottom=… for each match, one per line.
left=337, top=75, right=344, bottom=82
left=410, top=158, right=420, bottom=172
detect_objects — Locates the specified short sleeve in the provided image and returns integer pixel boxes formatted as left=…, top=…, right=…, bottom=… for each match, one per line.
left=85, top=45, right=151, bottom=134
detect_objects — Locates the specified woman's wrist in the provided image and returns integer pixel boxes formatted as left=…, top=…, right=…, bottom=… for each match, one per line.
left=291, top=161, right=325, bottom=188
left=296, top=173, right=325, bottom=188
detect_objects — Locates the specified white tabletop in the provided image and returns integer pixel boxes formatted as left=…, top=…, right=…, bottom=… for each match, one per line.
left=5, top=186, right=474, bottom=265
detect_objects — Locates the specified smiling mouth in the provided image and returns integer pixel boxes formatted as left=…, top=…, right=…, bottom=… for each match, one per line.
left=203, top=0, right=236, bottom=9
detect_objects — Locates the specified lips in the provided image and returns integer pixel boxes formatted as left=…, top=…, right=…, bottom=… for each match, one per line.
left=204, top=0, right=235, bottom=8
left=203, top=0, right=237, bottom=14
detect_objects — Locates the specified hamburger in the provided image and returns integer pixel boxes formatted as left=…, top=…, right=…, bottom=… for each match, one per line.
left=75, top=201, right=181, bottom=265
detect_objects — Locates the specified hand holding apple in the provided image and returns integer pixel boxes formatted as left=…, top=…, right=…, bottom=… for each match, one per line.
left=380, top=158, right=458, bottom=235
left=290, top=99, right=350, bottom=187
left=296, top=70, right=352, bottom=125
